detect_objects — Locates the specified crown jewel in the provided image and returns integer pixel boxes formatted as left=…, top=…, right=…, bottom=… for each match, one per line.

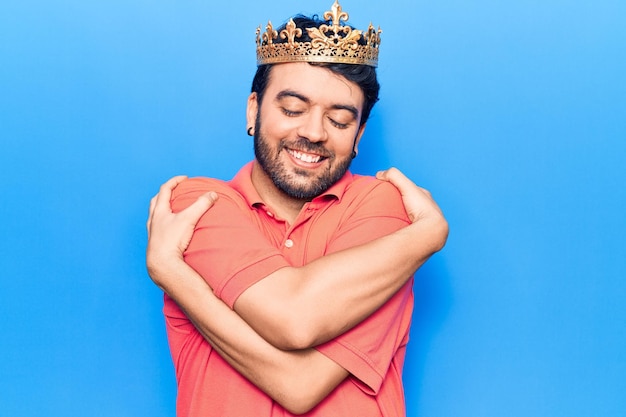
left=256, top=0, right=382, bottom=67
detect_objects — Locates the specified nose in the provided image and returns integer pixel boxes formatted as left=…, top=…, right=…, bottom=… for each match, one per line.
left=298, top=110, right=327, bottom=143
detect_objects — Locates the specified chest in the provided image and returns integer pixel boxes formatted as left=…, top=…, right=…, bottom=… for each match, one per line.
left=252, top=201, right=344, bottom=266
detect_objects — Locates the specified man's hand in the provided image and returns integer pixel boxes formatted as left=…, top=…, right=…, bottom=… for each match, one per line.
left=146, top=175, right=218, bottom=289
left=376, top=167, right=445, bottom=224
left=376, top=167, right=448, bottom=252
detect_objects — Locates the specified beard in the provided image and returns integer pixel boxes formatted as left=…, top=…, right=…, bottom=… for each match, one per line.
left=253, top=116, right=354, bottom=201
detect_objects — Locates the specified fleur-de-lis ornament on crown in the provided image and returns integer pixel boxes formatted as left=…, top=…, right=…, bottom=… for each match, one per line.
left=256, top=0, right=382, bottom=67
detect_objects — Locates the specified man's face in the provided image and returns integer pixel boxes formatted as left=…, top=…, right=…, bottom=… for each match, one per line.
left=248, top=63, right=366, bottom=200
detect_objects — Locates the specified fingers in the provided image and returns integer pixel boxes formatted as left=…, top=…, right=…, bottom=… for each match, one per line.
left=147, top=176, right=187, bottom=235
left=376, top=167, right=425, bottom=196
left=148, top=194, right=157, bottom=220
left=179, top=192, right=219, bottom=224
left=147, top=195, right=155, bottom=233
left=376, top=167, right=408, bottom=186
left=375, top=167, right=444, bottom=224
left=162, top=175, right=189, bottom=188
left=149, top=195, right=157, bottom=215
left=154, top=175, right=188, bottom=211
left=375, top=168, right=390, bottom=181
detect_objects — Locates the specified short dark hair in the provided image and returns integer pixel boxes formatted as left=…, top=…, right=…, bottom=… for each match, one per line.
left=251, top=15, right=380, bottom=126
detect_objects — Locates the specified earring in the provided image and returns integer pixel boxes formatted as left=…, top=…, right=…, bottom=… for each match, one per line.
left=351, top=151, right=357, bottom=159
left=247, top=127, right=254, bottom=136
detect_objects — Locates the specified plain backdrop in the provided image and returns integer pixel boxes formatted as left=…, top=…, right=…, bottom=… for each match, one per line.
left=1, top=1, right=625, bottom=416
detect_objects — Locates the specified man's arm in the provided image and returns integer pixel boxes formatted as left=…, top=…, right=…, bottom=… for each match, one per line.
left=147, top=170, right=447, bottom=410
left=148, top=177, right=349, bottom=414
left=149, top=169, right=448, bottom=350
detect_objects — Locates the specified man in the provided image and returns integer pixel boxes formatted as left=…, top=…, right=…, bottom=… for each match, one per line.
left=146, top=2, right=448, bottom=416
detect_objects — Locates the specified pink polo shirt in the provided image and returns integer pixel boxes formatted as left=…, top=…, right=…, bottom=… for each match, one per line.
left=164, top=162, right=414, bottom=416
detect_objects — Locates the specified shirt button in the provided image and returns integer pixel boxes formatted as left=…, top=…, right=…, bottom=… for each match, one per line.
left=284, top=239, right=294, bottom=248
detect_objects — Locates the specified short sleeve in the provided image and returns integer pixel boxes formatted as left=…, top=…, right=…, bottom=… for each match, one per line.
left=171, top=177, right=290, bottom=308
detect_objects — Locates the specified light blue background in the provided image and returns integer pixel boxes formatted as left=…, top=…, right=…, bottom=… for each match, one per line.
left=1, top=1, right=624, bottom=416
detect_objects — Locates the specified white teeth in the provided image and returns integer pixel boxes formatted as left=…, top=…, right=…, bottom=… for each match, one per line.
left=289, top=149, right=322, bottom=163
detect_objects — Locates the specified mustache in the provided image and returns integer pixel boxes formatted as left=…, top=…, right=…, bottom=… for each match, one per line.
left=281, top=137, right=332, bottom=157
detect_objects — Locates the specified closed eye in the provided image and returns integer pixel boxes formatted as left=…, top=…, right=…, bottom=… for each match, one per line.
left=329, top=117, right=349, bottom=129
left=282, top=108, right=303, bottom=117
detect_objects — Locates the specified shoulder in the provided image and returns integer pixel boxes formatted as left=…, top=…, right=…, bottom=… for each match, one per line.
left=172, top=177, right=233, bottom=196
left=324, top=174, right=409, bottom=226
left=347, top=174, right=401, bottom=195
left=171, top=177, right=247, bottom=212
left=344, top=175, right=405, bottom=210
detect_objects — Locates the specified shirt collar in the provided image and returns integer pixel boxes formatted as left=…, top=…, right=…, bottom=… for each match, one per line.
left=229, top=161, right=353, bottom=208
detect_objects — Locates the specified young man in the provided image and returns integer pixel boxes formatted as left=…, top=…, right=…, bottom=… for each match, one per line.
left=146, top=2, right=448, bottom=416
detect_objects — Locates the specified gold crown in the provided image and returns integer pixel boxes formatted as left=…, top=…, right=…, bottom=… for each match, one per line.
left=256, top=0, right=382, bottom=67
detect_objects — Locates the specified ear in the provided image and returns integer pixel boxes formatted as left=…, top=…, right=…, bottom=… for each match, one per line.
left=352, top=123, right=367, bottom=156
left=246, top=92, right=259, bottom=131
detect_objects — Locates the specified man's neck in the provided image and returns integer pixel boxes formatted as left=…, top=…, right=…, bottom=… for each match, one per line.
left=250, top=161, right=308, bottom=225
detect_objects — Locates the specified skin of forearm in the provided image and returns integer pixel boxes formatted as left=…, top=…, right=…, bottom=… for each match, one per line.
left=234, top=215, right=449, bottom=350
left=151, top=258, right=349, bottom=414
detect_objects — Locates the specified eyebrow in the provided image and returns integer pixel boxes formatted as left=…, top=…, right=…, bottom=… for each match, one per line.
left=276, top=89, right=309, bottom=103
left=276, top=89, right=359, bottom=120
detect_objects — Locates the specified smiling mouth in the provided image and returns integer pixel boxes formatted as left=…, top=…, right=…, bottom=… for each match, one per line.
left=286, top=148, right=327, bottom=164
